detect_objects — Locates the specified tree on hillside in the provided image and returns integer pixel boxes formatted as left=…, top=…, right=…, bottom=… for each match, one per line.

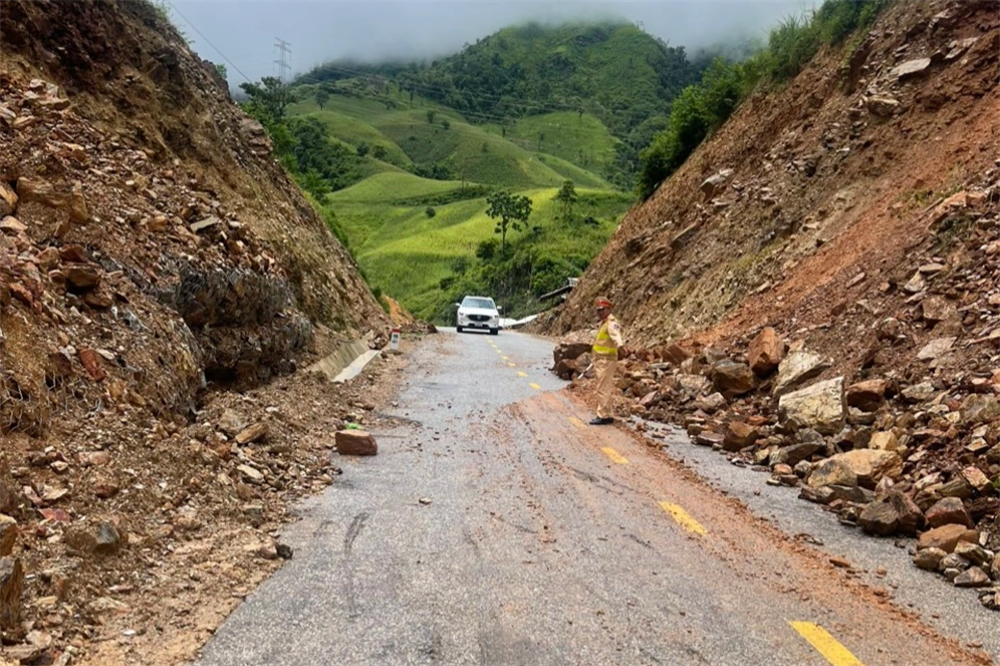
left=427, top=110, right=437, bottom=124
left=240, top=76, right=292, bottom=125
left=316, top=87, right=330, bottom=110
left=214, top=63, right=227, bottom=81
left=555, top=180, right=578, bottom=223
left=486, top=190, right=532, bottom=255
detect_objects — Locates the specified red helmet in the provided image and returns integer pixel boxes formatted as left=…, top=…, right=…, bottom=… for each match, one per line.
left=594, top=298, right=612, bottom=309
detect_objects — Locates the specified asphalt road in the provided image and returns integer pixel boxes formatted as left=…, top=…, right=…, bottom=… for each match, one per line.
left=196, top=329, right=988, bottom=666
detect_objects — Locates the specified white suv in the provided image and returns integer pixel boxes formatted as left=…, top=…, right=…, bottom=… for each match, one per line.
left=455, top=296, right=501, bottom=335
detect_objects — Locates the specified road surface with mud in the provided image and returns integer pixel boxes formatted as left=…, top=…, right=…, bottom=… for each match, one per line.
left=196, top=330, right=990, bottom=666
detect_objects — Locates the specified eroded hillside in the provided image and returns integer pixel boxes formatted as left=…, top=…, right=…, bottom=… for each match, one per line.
left=540, top=0, right=1000, bottom=613
left=0, top=1, right=390, bottom=663
left=542, top=0, right=998, bottom=355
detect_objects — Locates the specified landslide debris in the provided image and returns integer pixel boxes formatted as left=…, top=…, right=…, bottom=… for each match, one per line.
left=546, top=0, right=999, bottom=612
left=0, top=0, right=393, bottom=663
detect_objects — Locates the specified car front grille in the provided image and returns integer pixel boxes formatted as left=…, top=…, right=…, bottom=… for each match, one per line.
left=468, top=314, right=490, bottom=322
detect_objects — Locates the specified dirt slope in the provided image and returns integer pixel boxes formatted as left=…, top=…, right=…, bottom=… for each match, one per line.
left=0, top=1, right=391, bottom=663
left=540, top=0, right=998, bottom=353
left=540, top=0, right=1000, bottom=615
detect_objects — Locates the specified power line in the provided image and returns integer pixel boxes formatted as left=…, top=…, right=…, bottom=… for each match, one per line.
left=167, top=1, right=253, bottom=83
left=273, top=38, right=292, bottom=84
left=292, top=62, right=590, bottom=116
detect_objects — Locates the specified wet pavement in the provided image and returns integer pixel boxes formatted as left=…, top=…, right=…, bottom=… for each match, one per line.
left=196, top=329, right=988, bottom=666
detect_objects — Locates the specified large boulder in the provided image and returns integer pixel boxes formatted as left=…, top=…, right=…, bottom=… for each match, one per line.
left=925, top=497, right=973, bottom=528
left=675, top=374, right=711, bottom=395
left=832, top=449, right=903, bottom=489
left=657, top=343, right=691, bottom=366
left=773, top=351, right=831, bottom=396
left=748, top=327, right=784, bottom=376
left=772, top=441, right=824, bottom=467
left=554, top=357, right=582, bottom=380
left=954, top=567, right=991, bottom=588
left=711, top=360, right=757, bottom=399
left=700, top=168, right=734, bottom=198
left=335, top=430, right=378, bottom=456
left=912, top=547, right=947, bottom=571
left=868, top=431, right=901, bottom=452
left=723, top=421, right=759, bottom=452
left=858, top=491, right=923, bottom=537
left=0, top=556, right=23, bottom=630
left=807, top=457, right=859, bottom=488
left=961, top=395, right=1000, bottom=426
left=799, top=484, right=873, bottom=505
left=846, top=379, right=887, bottom=412
left=916, top=523, right=978, bottom=553
left=890, top=491, right=925, bottom=535
left=553, top=341, right=592, bottom=366
left=778, top=377, right=845, bottom=435
left=859, top=499, right=901, bottom=536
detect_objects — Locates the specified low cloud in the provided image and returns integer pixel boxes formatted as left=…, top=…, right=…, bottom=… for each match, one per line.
left=172, top=0, right=815, bottom=83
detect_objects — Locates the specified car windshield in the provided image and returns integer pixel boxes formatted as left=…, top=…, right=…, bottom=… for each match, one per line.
left=462, top=298, right=495, bottom=310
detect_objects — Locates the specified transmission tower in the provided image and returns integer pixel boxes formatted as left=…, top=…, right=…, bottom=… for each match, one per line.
left=273, top=38, right=291, bottom=83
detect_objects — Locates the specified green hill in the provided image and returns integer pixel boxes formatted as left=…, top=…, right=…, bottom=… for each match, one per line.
left=329, top=184, right=630, bottom=320
left=277, top=21, right=708, bottom=320
left=300, top=22, right=703, bottom=188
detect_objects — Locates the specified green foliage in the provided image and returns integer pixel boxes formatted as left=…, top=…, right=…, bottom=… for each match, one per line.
left=637, top=0, right=892, bottom=199
left=356, top=142, right=370, bottom=157
left=287, top=116, right=364, bottom=191
left=316, top=87, right=331, bottom=110
left=298, top=23, right=703, bottom=191
left=327, top=180, right=628, bottom=321
left=214, top=63, right=228, bottom=81
left=486, top=190, right=532, bottom=253
left=555, top=180, right=577, bottom=222
left=425, top=206, right=436, bottom=218
left=372, top=145, right=388, bottom=161
left=441, top=119, right=451, bottom=131
left=240, top=76, right=293, bottom=126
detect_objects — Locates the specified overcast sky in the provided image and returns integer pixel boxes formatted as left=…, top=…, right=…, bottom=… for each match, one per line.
left=167, top=1, right=815, bottom=85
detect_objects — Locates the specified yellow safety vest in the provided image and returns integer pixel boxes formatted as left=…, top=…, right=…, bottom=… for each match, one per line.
left=592, top=316, right=618, bottom=357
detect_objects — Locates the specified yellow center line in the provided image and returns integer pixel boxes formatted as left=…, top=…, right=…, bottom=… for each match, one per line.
left=658, top=502, right=707, bottom=536
left=789, top=622, right=864, bottom=666
left=601, top=447, right=629, bottom=464
left=502, top=356, right=509, bottom=360
left=508, top=362, right=517, bottom=367
left=568, top=416, right=584, bottom=428
left=517, top=371, right=528, bottom=377
left=529, top=383, right=541, bottom=390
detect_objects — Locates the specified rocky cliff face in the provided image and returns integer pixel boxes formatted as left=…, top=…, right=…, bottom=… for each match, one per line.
left=0, top=0, right=387, bottom=425
left=540, top=0, right=998, bottom=356
left=0, top=4, right=392, bottom=659
left=542, top=0, right=1000, bottom=612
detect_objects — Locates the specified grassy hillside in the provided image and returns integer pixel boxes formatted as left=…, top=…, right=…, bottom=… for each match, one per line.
left=501, top=111, right=619, bottom=176
left=299, top=22, right=704, bottom=188
left=369, top=109, right=575, bottom=189
left=287, top=101, right=414, bottom=170
left=331, top=186, right=630, bottom=320
left=284, top=22, right=688, bottom=320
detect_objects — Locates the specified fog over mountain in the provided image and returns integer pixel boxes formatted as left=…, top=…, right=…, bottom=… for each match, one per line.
left=168, top=1, right=813, bottom=84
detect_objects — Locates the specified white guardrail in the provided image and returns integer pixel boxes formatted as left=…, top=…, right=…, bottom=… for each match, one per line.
left=500, top=315, right=538, bottom=329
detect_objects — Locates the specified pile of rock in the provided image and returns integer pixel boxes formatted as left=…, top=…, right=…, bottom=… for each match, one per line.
left=574, top=318, right=998, bottom=609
